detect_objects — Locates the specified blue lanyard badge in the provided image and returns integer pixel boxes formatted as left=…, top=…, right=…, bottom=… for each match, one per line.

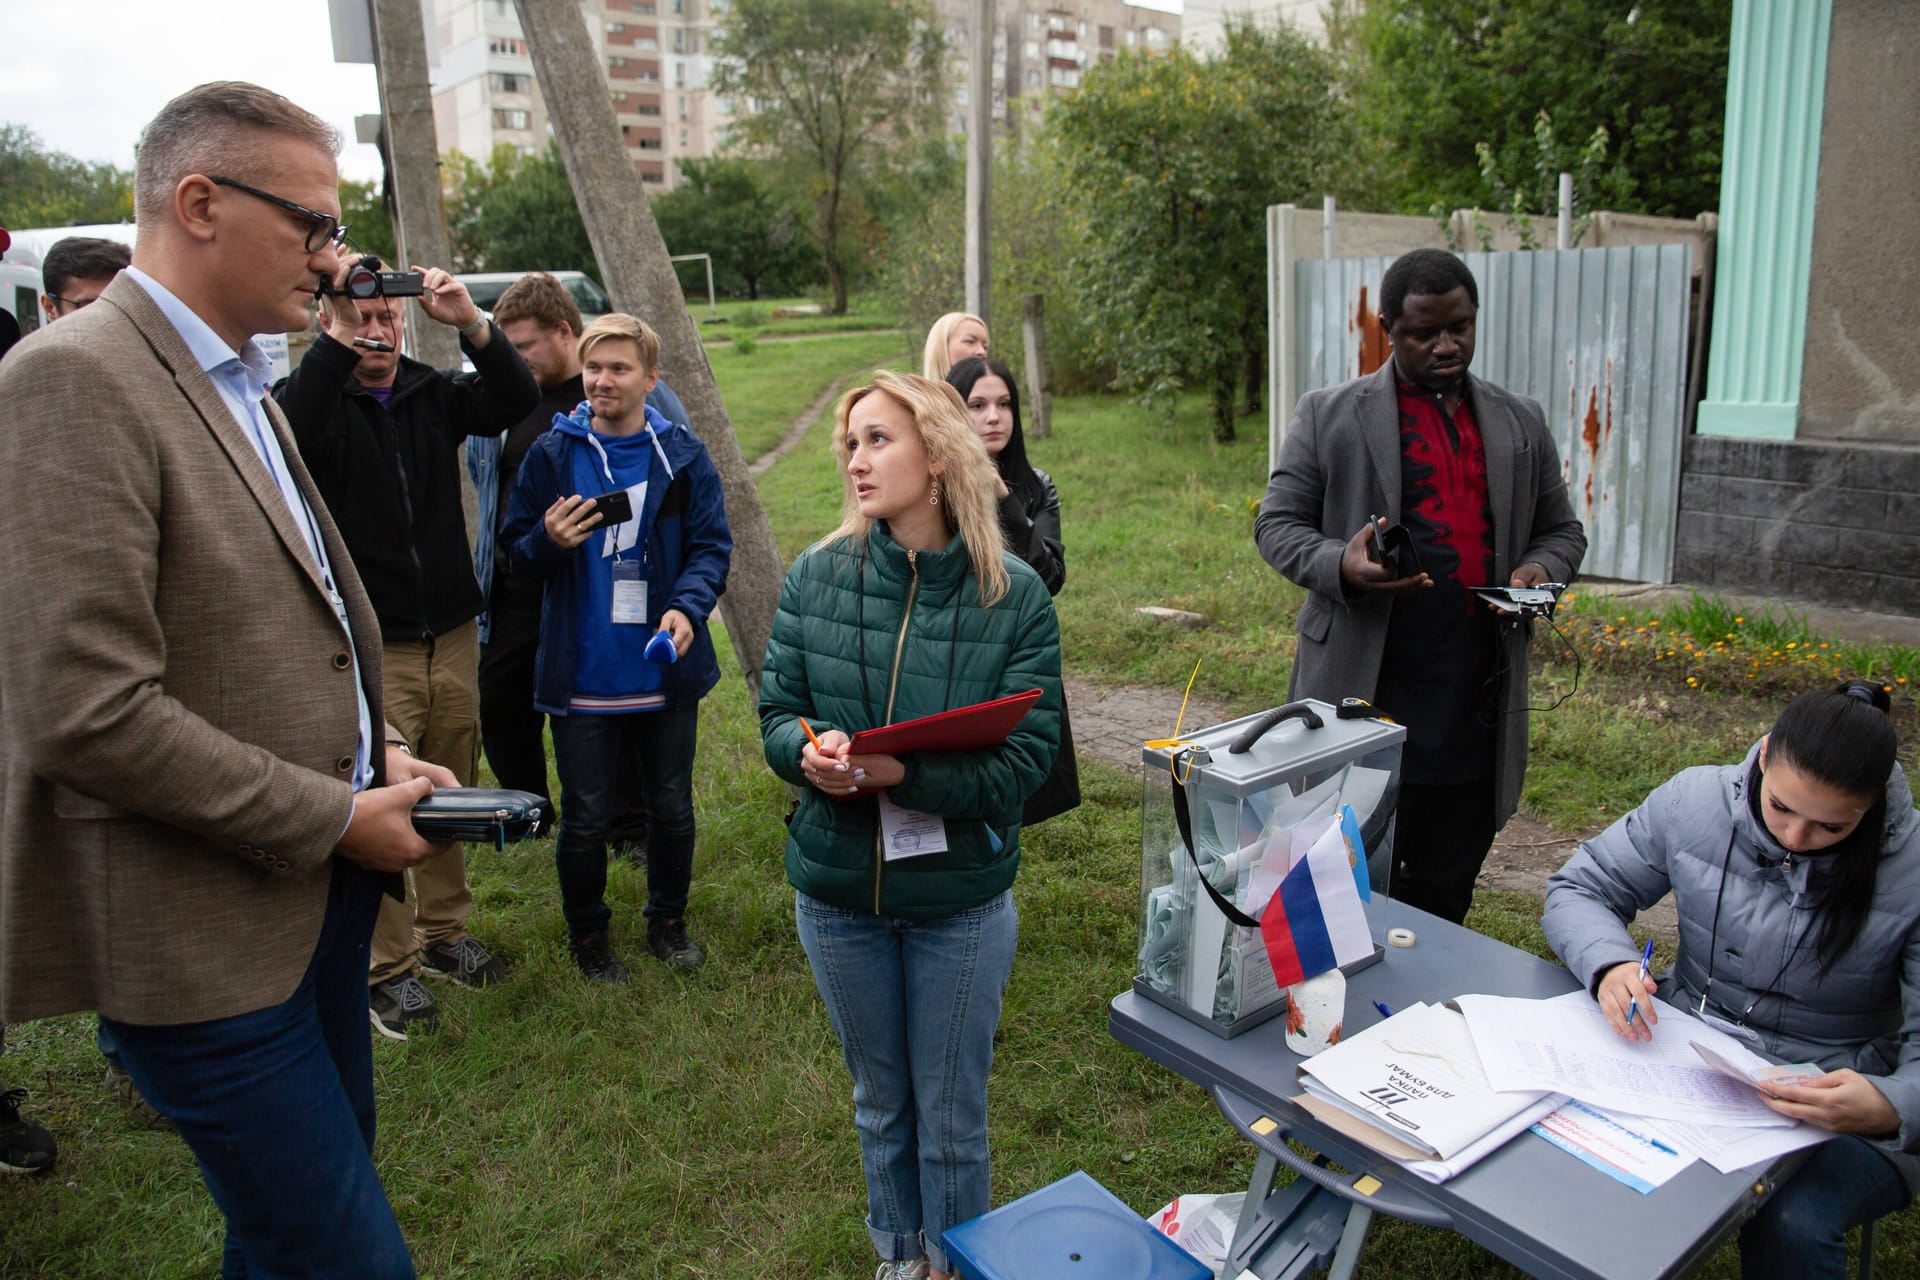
left=610, top=555, right=648, bottom=626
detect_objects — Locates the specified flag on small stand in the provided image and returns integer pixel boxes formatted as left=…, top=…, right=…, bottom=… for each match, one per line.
left=1260, top=807, right=1374, bottom=989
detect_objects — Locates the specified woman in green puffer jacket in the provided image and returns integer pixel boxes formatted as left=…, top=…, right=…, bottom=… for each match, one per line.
left=759, top=372, right=1062, bottom=1280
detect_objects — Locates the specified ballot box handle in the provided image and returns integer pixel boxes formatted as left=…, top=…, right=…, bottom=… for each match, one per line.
left=1227, top=701, right=1324, bottom=755
left=1212, top=1084, right=1455, bottom=1230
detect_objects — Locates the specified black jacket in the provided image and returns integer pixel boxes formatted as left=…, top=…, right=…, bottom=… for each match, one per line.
left=274, top=326, right=539, bottom=641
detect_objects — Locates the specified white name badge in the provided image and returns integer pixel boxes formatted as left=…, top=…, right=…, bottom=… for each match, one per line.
left=879, top=792, right=948, bottom=861
left=610, top=557, right=648, bottom=625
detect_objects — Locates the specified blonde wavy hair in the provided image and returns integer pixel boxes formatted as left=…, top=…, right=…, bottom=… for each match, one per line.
left=826, top=372, right=1010, bottom=606
left=920, top=311, right=987, bottom=380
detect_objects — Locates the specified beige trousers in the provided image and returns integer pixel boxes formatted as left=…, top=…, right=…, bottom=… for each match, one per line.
left=369, top=620, right=481, bottom=986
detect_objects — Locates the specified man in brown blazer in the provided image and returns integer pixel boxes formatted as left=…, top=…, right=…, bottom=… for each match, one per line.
left=0, top=82, right=454, bottom=1278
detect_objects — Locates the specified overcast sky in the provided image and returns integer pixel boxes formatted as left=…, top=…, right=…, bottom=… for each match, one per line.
left=1, top=1, right=387, bottom=186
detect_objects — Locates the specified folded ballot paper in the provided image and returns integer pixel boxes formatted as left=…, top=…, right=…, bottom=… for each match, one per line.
left=1296, top=1001, right=1564, bottom=1178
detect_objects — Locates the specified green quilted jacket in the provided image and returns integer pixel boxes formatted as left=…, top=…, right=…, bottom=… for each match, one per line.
left=759, top=524, right=1063, bottom=919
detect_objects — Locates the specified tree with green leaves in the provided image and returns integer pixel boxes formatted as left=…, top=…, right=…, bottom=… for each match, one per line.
left=0, top=124, right=133, bottom=230
left=442, top=143, right=596, bottom=274
left=1328, top=0, right=1731, bottom=219
left=712, top=0, right=944, bottom=314
left=1048, top=22, right=1360, bottom=441
left=338, top=178, right=398, bottom=264
left=651, top=157, right=816, bottom=299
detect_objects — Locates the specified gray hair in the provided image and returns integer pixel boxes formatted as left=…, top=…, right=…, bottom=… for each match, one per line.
left=135, top=82, right=342, bottom=228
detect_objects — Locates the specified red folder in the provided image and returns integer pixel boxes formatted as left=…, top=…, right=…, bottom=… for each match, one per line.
left=848, top=689, right=1044, bottom=755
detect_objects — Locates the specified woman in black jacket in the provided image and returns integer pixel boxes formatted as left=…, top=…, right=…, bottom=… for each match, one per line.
left=946, top=356, right=1079, bottom=825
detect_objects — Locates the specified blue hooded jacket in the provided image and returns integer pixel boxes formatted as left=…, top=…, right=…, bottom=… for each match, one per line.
left=500, top=400, right=732, bottom=715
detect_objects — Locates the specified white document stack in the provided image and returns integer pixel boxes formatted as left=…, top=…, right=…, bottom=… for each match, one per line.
left=1295, top=1001, right=1566, bottom=1178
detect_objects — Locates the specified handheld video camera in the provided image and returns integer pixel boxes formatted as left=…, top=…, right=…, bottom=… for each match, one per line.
left=318, top=255, right=425, bottom=301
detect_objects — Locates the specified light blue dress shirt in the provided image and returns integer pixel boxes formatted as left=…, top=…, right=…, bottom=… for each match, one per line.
left=124, top=268, right=375, bottom=793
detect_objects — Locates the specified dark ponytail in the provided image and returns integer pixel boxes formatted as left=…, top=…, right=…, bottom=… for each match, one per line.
left=1764, top=680, right=1899, bottom=973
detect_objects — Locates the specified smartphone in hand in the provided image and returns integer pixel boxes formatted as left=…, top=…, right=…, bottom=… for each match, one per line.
left=585, top=488, right=634, bottom=526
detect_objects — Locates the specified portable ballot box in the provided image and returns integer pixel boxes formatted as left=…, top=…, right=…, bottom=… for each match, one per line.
left=942, top=1170, right=1212, bottom=1280
left=1136, top=700, right=1405, bottom=1037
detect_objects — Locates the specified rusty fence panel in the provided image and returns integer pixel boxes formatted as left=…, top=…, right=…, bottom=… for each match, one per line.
left=1295, top=244, right=1693, bottom=583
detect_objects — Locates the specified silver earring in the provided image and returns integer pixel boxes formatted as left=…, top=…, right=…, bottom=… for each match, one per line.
left=929, top=479, right=940, bottom=505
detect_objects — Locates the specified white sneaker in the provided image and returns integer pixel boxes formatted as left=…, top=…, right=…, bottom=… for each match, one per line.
left=875, top=1261, right=929, bottom=1280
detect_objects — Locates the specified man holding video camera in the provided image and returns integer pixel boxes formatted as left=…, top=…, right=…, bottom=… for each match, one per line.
left=1254, top=249, right=1586, bottom=926
left=276, top=252, right=538, bottom=1038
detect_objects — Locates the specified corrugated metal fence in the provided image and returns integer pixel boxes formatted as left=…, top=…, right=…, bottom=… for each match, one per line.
left=1294, top=245, right=1693, bottom=583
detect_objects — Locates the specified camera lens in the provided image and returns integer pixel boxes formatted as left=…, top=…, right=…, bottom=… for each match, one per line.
left=345, top=265, right=380, bottom=300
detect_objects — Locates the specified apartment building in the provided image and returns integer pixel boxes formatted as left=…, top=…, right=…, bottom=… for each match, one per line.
left=932, top=0, right=1181, bottom=132
left=1180, top=0, right=1328, bottom=52
left=428, top=0, right=735, bottom=190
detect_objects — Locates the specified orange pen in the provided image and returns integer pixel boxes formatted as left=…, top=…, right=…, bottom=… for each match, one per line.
left=798, top=718, right=823, bottom=751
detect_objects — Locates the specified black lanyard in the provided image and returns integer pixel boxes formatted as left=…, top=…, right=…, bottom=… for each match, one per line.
left=1699, top=827, right=1808, bottom=1039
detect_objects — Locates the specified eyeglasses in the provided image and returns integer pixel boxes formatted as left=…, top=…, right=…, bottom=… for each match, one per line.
left=47, top=295, right=97, bottom=312
left=209, top=177, right=349, bottom=254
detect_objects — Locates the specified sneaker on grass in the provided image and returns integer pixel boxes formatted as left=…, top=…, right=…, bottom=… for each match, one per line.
left=875, top=1261, right=929, bottom=1280
left=646, top=916, right=704, bottom=971
left=570, top=929, right=631, bottom=984
left=420, top=935, right=509, bottom=988
left=369, top=974, right=440, bottom=1041
left=0, top=1088, right=57, bottom=1174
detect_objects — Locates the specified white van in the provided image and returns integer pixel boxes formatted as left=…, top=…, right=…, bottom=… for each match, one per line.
left=455, top=270, right=612, bottom=320
left=0, top=222, right=292, bottom=378
left=0, top=223, right=140, bottom=337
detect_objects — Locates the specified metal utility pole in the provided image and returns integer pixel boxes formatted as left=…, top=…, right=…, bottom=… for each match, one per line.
left=964, top=0, right=995, bottom=327
left=369, top=0, right=459, bottom=372
left=513, top=0, right=785, bottom=695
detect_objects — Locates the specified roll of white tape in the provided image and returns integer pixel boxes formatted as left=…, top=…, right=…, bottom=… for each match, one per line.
left=1387, top=927, right=1417, bottom=948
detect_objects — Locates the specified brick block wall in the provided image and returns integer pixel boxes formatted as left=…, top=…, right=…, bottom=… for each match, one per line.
left=1674, top=437, right=1920, bottom=617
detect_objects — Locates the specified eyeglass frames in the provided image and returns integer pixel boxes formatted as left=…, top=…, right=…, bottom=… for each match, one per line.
left=209, top=177, right=350, bottom=254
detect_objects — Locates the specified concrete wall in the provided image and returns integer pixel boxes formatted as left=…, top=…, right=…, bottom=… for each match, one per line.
left=1673, top=435, right=1920, bottom=616
left=1798, top=0, right=1920, bottom=443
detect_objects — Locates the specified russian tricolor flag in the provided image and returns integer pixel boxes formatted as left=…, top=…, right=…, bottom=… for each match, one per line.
left=1260, top=806, right=1374, bottom=989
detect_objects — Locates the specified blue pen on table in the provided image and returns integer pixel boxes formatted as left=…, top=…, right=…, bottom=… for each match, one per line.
left=1373, top=1000, right=1394, bottom=1019
left=1648, top=1138, right=1680, bottom=1156
left=1625, top=936, right=1656, bottom=1028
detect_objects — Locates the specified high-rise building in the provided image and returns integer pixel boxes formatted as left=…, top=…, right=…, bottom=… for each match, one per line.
left=428, top=0, right=736, bottom=190
left=426, top=0, right=1182, bottom=185
left=1179, top=0, right=1328, bottom=53
left=931, top=0, right=1182, bottom=134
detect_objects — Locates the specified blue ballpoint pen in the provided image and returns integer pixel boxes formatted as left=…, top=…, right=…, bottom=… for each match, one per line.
left=1625, top=937, right=1656, bottom=1028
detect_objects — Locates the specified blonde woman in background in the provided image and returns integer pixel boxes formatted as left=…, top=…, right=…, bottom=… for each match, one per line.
left=921, top=312, right=989, bottom=379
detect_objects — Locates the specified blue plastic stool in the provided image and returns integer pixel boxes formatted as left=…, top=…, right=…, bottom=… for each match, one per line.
left=942, top=1170, right=1212, bottom=1280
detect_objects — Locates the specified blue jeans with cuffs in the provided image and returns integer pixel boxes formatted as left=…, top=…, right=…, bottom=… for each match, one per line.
left=796, top=888, right=1018, bottom=1273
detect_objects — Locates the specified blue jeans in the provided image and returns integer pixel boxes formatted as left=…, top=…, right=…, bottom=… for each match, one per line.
left=102, top=862, right=413, bottom=1280
left=551, top=705, right=698, bottom=934
left=795, top=889, right=1018, bottom=1274
left=1740, top=1135, right=1909, bottom=1280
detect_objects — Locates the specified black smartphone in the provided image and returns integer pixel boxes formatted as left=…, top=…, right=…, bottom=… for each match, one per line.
left=584, top=488, right=633, bottom=526
left=1367, top=517, right=1422, bottom=576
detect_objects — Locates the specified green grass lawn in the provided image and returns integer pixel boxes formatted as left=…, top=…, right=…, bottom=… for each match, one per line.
left=702, top=330, right=910, bottom=462
left=688, top=292, right=901, bottom=342
left=5, top=351, right=1917, bottom=1276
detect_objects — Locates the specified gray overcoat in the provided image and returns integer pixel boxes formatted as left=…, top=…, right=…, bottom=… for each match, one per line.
left=1253, top=362, right=1587, bottom=827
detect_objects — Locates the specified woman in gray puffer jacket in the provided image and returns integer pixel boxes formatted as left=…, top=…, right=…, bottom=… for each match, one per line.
left=1543, top=681, right=1920, bottom=1279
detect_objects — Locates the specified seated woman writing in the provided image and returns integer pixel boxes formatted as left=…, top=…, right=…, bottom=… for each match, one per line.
left=1542, top=681, right=1920, bottom=1280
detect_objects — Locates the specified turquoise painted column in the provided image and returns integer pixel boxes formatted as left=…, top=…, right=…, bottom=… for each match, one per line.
left=1696, top=0, right=1832, bottom=439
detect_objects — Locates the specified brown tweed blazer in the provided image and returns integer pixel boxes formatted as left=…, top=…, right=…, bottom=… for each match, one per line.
left=0, top=272, right=390, bottom=1025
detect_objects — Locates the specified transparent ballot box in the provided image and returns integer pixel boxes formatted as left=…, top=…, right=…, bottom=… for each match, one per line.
left=1136, top=700, right=1405, bottom=1038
